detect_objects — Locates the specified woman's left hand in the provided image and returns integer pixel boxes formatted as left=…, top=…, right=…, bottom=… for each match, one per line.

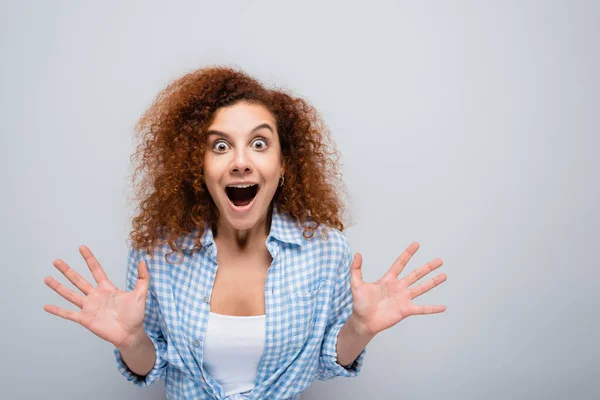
left=349, top=241, right=447, bottom=336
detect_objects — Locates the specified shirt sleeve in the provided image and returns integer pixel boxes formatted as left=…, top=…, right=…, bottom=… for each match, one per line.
left=112, top=245, right=168, bottom=387
left=316, top=236, right=367, bottom=380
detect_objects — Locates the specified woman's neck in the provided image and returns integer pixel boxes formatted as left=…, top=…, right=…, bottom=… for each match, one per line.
left=213, top=207, right=272, bottom=256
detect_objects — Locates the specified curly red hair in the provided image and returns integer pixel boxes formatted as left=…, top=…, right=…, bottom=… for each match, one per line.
left=128, top=65, right=350, bottom=260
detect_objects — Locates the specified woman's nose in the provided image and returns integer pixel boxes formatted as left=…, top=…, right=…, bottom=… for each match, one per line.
left=230, top=149, right=252, bottom=174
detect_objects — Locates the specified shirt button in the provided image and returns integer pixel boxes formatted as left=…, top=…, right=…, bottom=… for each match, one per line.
left=203, top=296, right=209, bottom=303
left=192, top=339, right=200, bottom=347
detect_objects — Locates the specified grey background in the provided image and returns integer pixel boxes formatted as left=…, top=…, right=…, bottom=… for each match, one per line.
left=2, top=0, right=598, bottom=399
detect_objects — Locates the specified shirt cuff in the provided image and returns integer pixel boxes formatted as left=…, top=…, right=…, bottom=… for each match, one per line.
left=113, top=334, right=167, bottom=387
left=317, top=321, right=367, bottom=380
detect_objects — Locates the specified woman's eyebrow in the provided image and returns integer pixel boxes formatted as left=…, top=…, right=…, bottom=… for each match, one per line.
left=206, top=123, right=274, bottom=140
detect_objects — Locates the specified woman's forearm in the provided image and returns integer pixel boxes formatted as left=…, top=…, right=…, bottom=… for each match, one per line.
left=119, top=332, right=156, bottom=377
left=336, top=312, right=375, bottom=367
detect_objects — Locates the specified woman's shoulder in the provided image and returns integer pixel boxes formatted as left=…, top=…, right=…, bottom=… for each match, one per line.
left=126, top=233, right=198, bottom=270
left=296, top=223, right=352, bottom=270
left=304, top=224, right=349, bottom=249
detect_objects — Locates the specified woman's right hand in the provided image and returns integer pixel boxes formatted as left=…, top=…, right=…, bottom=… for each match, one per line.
left=43, top=245, right=150, bottom=350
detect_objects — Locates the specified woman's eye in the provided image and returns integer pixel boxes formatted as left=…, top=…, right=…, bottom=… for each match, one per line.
left=252, top=138, right=267, bottom=150
left=213, top=141, right=230, bottom=152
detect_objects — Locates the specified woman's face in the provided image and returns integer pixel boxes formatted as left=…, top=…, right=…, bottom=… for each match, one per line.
left=203, top=101, right=284, bottom=232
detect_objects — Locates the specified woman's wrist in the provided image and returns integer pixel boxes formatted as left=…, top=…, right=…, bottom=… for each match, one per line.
left=118, top=329, right=149, bottom=351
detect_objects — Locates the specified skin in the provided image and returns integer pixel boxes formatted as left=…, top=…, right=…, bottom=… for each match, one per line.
left=42, top=246, right=151, bottom=349
left=336, top=242, right=448, bottom=367
left=42, top=100, right=448, bottom=369
left=350, top=244, right=447, bottom=336
left=203, top=101, right=284, bottom=255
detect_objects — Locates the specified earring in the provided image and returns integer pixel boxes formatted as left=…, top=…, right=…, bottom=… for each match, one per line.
left=279, top=175, right=285, bottom=187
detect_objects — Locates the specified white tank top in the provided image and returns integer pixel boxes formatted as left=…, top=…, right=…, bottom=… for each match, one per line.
left=202, top=311, right=266, bottom=397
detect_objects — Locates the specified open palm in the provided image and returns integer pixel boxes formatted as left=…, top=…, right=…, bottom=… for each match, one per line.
left=43, top=245, right=149, bottom=349
left=350, top=242, right=447, bottom=336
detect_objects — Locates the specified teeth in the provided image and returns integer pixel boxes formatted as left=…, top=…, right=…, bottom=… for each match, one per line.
left=227, top=184, right=257, bottom=188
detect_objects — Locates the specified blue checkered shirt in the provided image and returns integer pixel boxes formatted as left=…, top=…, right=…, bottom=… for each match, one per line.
left=113, top=205, right=366, bottom=399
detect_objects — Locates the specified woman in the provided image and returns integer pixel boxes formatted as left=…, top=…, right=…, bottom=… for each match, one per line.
left=43, top=66, right=447, bottom=399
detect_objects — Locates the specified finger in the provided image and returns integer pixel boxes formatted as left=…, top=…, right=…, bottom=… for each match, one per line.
left=350, top=253, right=363, bottom=291
left=44, top=276, right=85, bottom=308
left=43, top=304, right=82, bottom=324
left=134, top=260, right=150, bottom=296
left=52, top=258, right=95, bottom=295
left=402, top=258, right=443, bottom=286
left=410, top=304, right=447, bottom=316
left=79, top=245, right=112, bottom=287
left=408, top=272, right=447, bottom=300
left=389, top=241, right=420, bottom=277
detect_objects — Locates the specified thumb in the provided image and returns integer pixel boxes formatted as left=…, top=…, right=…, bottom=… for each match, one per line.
left=350, top=252, right=363, bottom=291
left=134, top=259, right=150, bottom=296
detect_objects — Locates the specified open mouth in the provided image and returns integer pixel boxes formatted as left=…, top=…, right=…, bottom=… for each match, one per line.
left=225, top=184, right=259, bottom=207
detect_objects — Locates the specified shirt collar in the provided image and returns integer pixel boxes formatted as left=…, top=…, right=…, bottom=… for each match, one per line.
left=267, top=203, right=305, bottom=247
left=175, top=203, right=304, bottom=251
